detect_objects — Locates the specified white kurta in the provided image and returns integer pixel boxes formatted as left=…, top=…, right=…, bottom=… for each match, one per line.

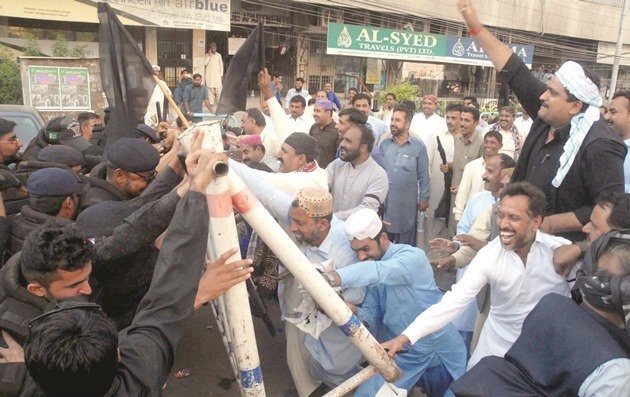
left=410, top=112, right=447, bottom=149
left=402, top=231, right=571, bottom=369
left=204, top=52, right=223, bottom=88
left=453, top=157, right=486, bottom=220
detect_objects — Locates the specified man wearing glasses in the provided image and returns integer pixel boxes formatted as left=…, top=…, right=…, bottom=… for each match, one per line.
left=81, top=138, right=159, bottom=211
left=0, top=150, right=253, bottom=396
left=0, top=119, right=23, bottom=167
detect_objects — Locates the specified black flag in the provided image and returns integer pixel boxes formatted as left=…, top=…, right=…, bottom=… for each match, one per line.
left=216, top=22, right=265, bottom=115
left=98, top=2, right=155, bottom=146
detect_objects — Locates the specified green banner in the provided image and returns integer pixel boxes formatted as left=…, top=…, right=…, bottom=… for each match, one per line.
left=327, top=23, right=447, bottom=62
left=327, top=22, right=534, bottom=67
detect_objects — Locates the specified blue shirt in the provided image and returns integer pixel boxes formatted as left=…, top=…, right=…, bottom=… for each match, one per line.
left=327, top=91, right=342, bottom=111
left=379, top=136, right=430, bottom=233
left=456, top=190, right=496, bottom=235
left=337, top=244, right=444, bottom=335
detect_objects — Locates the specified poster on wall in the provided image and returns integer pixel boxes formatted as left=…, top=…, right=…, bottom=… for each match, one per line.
left=28, top=66, right=61, bottom=110
left=28, top=66, right=91, bottom=111
left=59, top=68, right=91, bottom=109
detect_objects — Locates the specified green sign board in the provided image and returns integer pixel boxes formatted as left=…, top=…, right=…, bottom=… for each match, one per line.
left=327, top=23, right=534, bottom=68
left=327, top=23, right=447, bottom=62
left=27, top=66, right=91, bottom=111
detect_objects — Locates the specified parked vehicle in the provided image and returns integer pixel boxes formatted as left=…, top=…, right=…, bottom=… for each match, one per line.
left=0, top=105, right=46, bottom=151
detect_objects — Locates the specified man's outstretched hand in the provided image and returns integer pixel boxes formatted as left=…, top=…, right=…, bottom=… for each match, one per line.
left=194, top=248, right=254, bottom=309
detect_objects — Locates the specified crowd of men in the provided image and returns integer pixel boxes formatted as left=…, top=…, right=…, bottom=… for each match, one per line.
left=0, top=0, right=628, bottom=396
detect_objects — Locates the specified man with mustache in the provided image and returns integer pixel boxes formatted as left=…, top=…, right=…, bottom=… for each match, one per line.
left=604, top=90, right=630, bottom=192
left=446, top=106, right=484, bottom=235
left=423, top=103, right=463, bottom=246
left=383, top=182, right=572, bottom=369
left=488, top=106, right=523, bottom=161
left=380, top=104, right=430, bottom=245
left=453, top=131, right=503, bottom=226
left=218, top=165, right=366, bottom=395
left=456, top=0, right=625, bottom=243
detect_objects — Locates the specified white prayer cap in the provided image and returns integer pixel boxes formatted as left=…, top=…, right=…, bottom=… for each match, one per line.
left=344, top=208, right=382, bottom=241
left=555, top=61, right=602, bottom=107
left=152, top=65, right=161, bottom=73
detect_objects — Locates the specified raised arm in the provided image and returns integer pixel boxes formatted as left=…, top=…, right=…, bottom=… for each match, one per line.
left=457, top=0, right=546, bottom=118
left=457, top=0, right=513, bottom=71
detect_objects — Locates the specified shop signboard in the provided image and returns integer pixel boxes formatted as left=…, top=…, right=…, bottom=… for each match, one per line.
left=327, top=23, right=533, bottom=68
left=0, top=0, right=230, bottom=31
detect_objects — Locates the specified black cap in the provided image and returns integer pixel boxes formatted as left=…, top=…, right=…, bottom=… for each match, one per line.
left=44, top=116, right=76, bottom=144
left=37, top=145, right=85, bottom=167
left=106, top=138, right=160, bottom=172
left=135, top=124, right=159, bottom=143
left=27, top=168, right=79, bottom=197
left=283, top=133, right=319, bottom=162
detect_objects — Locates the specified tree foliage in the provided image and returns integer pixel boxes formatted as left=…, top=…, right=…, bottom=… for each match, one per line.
left=23, top=34, right=42, bottom=56
left=378, top=81, right=420, bottom=104
left=52, top=33, right=69, bottom=57
left=0, top=48, right=23, bottom=104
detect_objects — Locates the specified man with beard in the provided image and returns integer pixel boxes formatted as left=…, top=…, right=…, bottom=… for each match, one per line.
left=380, top=104, right=430, bottom=245
left=337, top=108, right=386, bottom=168
left=325, top=124, right=388, bottom=220
left=383, top=182, right=572, bottom=369
left=321, top=208, right=466, bottom=396
left=285, top=77, right=311, bottom=110
left=0, top=119, right=22, bottom=164
left=215, top=170, right=365, bottom=395
left=81, top=138, right=160, bottom=210
left=183, top=73, right=212, bottom=123
left=0, top=118, right=27, bottom=215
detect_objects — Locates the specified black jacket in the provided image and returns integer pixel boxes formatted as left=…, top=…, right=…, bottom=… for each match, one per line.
left=0, top=253, right=54, bottom=396
left=6, top=206, right=72, bottom=259
left=502, top=53, right=626, bottom=241
left=21, top=192, right=209, bottom=396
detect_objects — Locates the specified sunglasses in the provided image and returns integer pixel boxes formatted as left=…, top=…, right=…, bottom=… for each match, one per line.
left=131, top=170, right=158, bottom=183
left=29, top=302, right=103, bottom=330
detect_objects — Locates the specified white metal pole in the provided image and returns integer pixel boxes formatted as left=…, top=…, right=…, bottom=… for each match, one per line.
left=226, top=173, right=404, bottom=383
left=323, top=365, right=378, bottom=397
left=609, top=0, right=629, bottom=100
left=201, top=127, right=266, bottom=396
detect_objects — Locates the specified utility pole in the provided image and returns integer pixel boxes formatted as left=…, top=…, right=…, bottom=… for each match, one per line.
left=609, top=0, right=629, bottom=100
